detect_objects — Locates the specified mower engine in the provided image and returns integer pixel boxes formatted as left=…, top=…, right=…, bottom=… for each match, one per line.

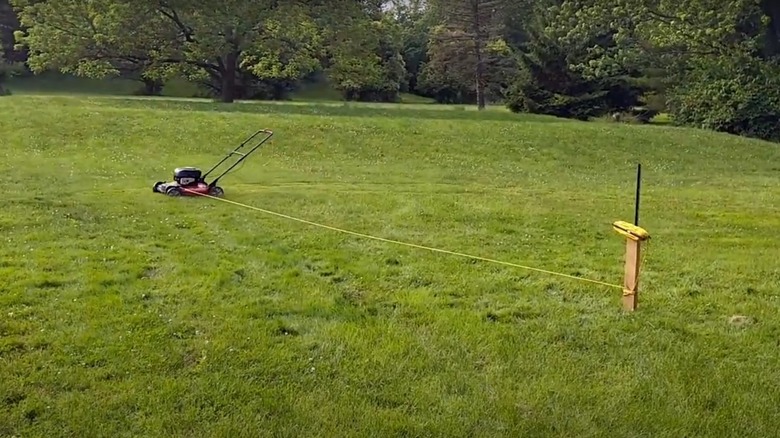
left=174, top=167, right=201, bottom=186
left=153, top=167, right=223, bottom=197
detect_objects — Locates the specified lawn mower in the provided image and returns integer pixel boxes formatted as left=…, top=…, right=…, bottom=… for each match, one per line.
left=152, top=129, right=273, bottom=197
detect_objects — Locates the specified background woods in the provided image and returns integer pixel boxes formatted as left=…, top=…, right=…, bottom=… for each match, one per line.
left=3, top=0, right=780, bottom=141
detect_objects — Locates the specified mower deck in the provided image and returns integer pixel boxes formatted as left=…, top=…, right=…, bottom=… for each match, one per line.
left=152, top=180, right=224, bottom=197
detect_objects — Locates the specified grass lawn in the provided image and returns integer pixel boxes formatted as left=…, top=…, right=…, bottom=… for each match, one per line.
left=1, top=93, right=779, bottom=436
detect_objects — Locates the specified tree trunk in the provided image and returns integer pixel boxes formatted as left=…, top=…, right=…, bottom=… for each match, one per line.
left=220, top=51, right=238, bottom=103
left=0, top=63, right=7, bottom=96
left=143, top=78, right=163, bottom=95
left=472, top=0, right=486, bottom=110
left=474, top=39, right=486, bottom=110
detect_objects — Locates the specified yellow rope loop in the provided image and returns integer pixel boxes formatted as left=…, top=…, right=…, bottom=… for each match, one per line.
left=189, top=191, right=624, bottom=290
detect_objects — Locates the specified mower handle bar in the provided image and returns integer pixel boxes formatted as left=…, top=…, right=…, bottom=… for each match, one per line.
left=202, top=129, right=274, bottom=185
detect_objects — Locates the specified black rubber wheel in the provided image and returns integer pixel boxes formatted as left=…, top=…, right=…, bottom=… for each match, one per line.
left=166, top=187, right=182, bottom=197
left=208, top=186, right=224, bottom=197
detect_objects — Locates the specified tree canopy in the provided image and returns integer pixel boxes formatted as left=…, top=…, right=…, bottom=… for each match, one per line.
left=5, top=0, right=780, bottom=141
left=542, top=0, right=780, bottom=140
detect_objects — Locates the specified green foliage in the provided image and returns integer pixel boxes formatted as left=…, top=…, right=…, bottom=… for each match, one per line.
left=0, top=0, right=21, bottom=62
left=548, top=0, right=766, bottom=79
left=541, top=0, right=780, bottom=139
left=483, top=38, right=523, bottom=101
left=8, top=0, right=780, bottom=128
left=11, top=0, right=337, bottom=101
left=11, top=0, right=174, bottom=95
left=416, top=26, right=474, bottom=104
left=505, top=60, right=639, bottom=121
left=390, top=0, right=432, bottom=93
left=417, top=25, right=517, bottom=105
left=500, top=0, right=537, bottom=49
left=10, top=0, right=419, bottom=103
left=158, top=1, right=323, bottom=79
left=326, top=17, right=406, bottom=102
left=419, top=0, right=510, bottom=109
left=667, top=57, right=780, bottom=141
left=505, top=3, right=643, bottom=120
left=244, top=15, right=323, bottom=83
left=139, top=0, right=328, bottom=101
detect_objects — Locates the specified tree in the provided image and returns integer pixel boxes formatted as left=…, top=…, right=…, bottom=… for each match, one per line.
left=548, top=0, right=767, bottom=77
left=507, top=40, right=642, bottom=120
left=546, top=0, right=780, bottom=140
left=12, top=0, right=176, bottom=94
left=388, top=0, right=432, bottom=93
left=0, top=0, right=22, bottom=62
left=416, top=25, right=474, bottom=103
left=665, top=56, right=780, bottom=141
left=150, top=0, right=326, bottom=102
left=0, top=51, right=8, bottom=95
left=325, top=14, right=406, bottom=102
left=499, top=0, right=542, bottom=50
left=505, top=0, right=648, bottom=120
left=0, top=0, right=24, bottom=95
left=416, top=25, right=514, bottom=104
left=424, top=0, right=507, bottom=109
left=12, top=0, right=332, bottom=102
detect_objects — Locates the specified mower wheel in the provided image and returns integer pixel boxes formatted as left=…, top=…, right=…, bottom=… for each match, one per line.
left=208, top=186, right=224, bottom=197
left=166, top=187, right=182, bottom=197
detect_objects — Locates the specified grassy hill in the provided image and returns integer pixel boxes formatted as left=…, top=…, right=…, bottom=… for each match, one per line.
left=1, top=93, right=779, bottom=436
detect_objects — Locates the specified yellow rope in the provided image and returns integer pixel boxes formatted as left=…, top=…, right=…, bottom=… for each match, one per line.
left=190, top=191, right=624, bottom=290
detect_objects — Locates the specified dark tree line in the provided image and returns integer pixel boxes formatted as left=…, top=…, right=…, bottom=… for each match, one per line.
left=3, top=0, right=780, bottom=141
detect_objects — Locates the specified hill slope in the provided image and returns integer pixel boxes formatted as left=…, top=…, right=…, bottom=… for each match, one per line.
left=1, top=95, right=779, bottom=436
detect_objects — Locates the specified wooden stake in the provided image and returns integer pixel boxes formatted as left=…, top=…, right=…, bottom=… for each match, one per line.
left=622, top=238, right=641, bottom=311
left=613, top=163, right=648, bottom=311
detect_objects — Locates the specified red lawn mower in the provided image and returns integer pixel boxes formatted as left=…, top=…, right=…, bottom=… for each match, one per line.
left=153, top=129, right=273, bottom=197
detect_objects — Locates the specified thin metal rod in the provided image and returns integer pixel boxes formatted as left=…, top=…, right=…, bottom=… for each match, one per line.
left=209, top=130, right=273, bottom=186
left=634, top=163, right=641, bottom=226
left=202, top=130, right=267, bottom=179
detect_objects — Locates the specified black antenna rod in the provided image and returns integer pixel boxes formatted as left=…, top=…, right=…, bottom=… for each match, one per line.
left=634, top=163, right=641, bottom=226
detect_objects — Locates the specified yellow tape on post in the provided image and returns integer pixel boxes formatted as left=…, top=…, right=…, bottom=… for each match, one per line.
left=612, top=220, right=650, bottom=242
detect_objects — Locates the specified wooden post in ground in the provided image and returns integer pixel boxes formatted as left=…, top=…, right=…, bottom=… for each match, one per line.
left=622, top=237, right=641, bottom=311
left=613, top=221, right=648, bottom=311
left=613, top=163, right=648, bottom=311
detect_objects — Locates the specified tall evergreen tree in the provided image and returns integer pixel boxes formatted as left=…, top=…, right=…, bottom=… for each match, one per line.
left=425, top=0, right=506, bottom=109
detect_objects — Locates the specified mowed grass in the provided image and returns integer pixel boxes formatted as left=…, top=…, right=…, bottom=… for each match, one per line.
left=1, top=94, right=779, bottom=437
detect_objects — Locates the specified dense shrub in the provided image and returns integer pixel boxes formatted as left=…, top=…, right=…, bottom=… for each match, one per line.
left=667, top=58, right=780, bottom=142
left=505, top=38, right=643, bottom=120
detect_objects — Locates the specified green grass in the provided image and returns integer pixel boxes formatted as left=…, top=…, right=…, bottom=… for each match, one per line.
left=1, top=93, right=779, bottom=437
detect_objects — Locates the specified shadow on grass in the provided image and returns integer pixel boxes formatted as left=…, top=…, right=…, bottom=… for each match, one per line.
left=88, top=96, right=576, bottom=124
